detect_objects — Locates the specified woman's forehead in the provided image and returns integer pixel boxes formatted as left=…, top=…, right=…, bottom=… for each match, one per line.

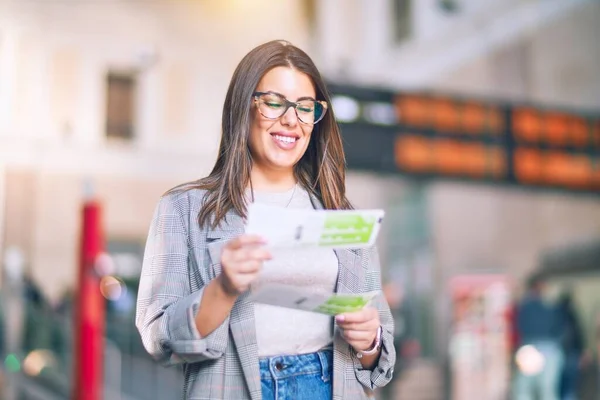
left=256, top=67, right=315, bottom=100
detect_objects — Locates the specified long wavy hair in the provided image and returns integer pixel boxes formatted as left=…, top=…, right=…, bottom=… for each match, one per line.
left=169, top=40, right=352, bottom=229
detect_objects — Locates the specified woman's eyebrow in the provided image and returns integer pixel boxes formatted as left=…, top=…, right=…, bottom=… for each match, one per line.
left=263, top=91, right=317, bottom=102
left=296, top=95, right=317, bottom=102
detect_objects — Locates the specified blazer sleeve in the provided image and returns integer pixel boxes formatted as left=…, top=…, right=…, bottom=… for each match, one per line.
left=352, top=245, right=397, bottom=389
left=135, top=193, right=230, bottom=366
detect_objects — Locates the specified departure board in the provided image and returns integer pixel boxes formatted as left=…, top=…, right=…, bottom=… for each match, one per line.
left=328, top=83, right=600, bottom=194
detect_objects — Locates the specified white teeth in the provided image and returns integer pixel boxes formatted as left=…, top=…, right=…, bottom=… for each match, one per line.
left=274, top=135, right=296, bottom=144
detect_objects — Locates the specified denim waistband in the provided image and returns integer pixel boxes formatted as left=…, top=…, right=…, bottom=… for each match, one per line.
left=259, top=349, right=333, bottom=380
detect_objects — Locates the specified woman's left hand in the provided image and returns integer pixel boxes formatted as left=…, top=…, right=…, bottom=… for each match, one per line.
left=335, top=307, right=380, bottom=353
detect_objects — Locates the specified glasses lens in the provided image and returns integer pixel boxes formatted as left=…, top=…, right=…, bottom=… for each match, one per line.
left=257, top=93, right=286, bottom=119
left=296, top=100, right=325, bottom=124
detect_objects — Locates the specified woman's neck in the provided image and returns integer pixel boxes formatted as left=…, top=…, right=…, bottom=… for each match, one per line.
left=250, top=166, right=296, bottom=191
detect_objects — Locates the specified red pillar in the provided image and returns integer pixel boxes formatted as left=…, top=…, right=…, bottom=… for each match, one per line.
left=73, top=200, right=105, bottom=400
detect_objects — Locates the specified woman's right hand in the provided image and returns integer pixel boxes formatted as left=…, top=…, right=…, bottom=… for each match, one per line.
left=218, top=234, right=272, bottom=296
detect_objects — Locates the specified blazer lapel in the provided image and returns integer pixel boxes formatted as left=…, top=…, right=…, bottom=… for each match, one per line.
left=206, top=211, right=262, bottom=400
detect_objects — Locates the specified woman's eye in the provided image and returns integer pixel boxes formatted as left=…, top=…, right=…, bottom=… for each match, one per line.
left=297, top=105, right=314, bottom=113
left=266, top=102, right=283, bottom=108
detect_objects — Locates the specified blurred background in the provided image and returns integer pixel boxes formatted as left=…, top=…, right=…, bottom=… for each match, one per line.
left=0, top=0, right=599, bottom=399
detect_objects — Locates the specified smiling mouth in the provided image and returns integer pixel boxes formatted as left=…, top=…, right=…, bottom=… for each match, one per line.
left=272, top=134, right=298, bottom=144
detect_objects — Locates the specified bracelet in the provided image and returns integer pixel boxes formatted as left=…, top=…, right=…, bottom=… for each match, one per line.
left=356, top=325, right=382, bottom=359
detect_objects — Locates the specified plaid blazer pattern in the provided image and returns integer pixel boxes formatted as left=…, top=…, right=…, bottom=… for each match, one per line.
left=135, top=188, right=396, bottom=400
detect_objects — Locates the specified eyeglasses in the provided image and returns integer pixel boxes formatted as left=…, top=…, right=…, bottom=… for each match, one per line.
left=253, top=91, right=328, bottom=125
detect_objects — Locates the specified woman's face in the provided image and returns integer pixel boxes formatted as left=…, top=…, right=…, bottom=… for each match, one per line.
left=248, top=66, right=316, bottom=175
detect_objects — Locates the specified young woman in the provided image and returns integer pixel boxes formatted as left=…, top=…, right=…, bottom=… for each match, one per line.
left=135, top=40, right=395, bottom=400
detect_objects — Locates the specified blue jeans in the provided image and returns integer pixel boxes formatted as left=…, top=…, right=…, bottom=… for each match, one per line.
left=259, top=349, right=333, bottom=400
left=513, top=341, right=564, bottom=400
left=560, top=352, right=580, bottom=400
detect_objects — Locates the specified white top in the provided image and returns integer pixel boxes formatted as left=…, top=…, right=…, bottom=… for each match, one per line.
left=249, top=185, right=339, bottom=357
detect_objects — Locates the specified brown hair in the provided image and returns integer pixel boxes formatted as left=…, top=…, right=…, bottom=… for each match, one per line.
left=169, top=40, right=352, bottom=229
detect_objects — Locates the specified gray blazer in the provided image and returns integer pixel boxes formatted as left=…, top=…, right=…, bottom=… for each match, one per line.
left=135, top=188, right=395, bottom=400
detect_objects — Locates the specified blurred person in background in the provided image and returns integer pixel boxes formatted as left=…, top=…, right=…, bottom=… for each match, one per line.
left=135, top=40, right=395, bottom=400
left=584, top=308, right=600, bottom=399
left=22, top=273, right=49, bottom=353
left=557, top=290, right=584, bottom=400
left=513, top=275, right=564, bottom=400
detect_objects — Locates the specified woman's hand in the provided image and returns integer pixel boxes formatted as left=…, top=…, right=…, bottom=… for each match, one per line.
left=218, top=234, right=272, bottom=296
left=335, top=307, right=381, bottom=353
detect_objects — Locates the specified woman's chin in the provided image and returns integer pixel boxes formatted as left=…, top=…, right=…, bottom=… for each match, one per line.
left=264, top=156, right=298, bottom=171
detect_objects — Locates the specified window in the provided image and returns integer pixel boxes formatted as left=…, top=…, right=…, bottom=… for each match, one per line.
left=393, top=0, right=412, bottom=43
left=105, top=72, right=136, bottom=140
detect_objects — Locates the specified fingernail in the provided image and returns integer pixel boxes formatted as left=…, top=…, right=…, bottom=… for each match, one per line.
left=335, top=315, right=345, bottom=323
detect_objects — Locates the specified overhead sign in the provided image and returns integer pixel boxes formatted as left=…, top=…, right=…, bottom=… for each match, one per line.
left=328, top=83, right=600, bottom=194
